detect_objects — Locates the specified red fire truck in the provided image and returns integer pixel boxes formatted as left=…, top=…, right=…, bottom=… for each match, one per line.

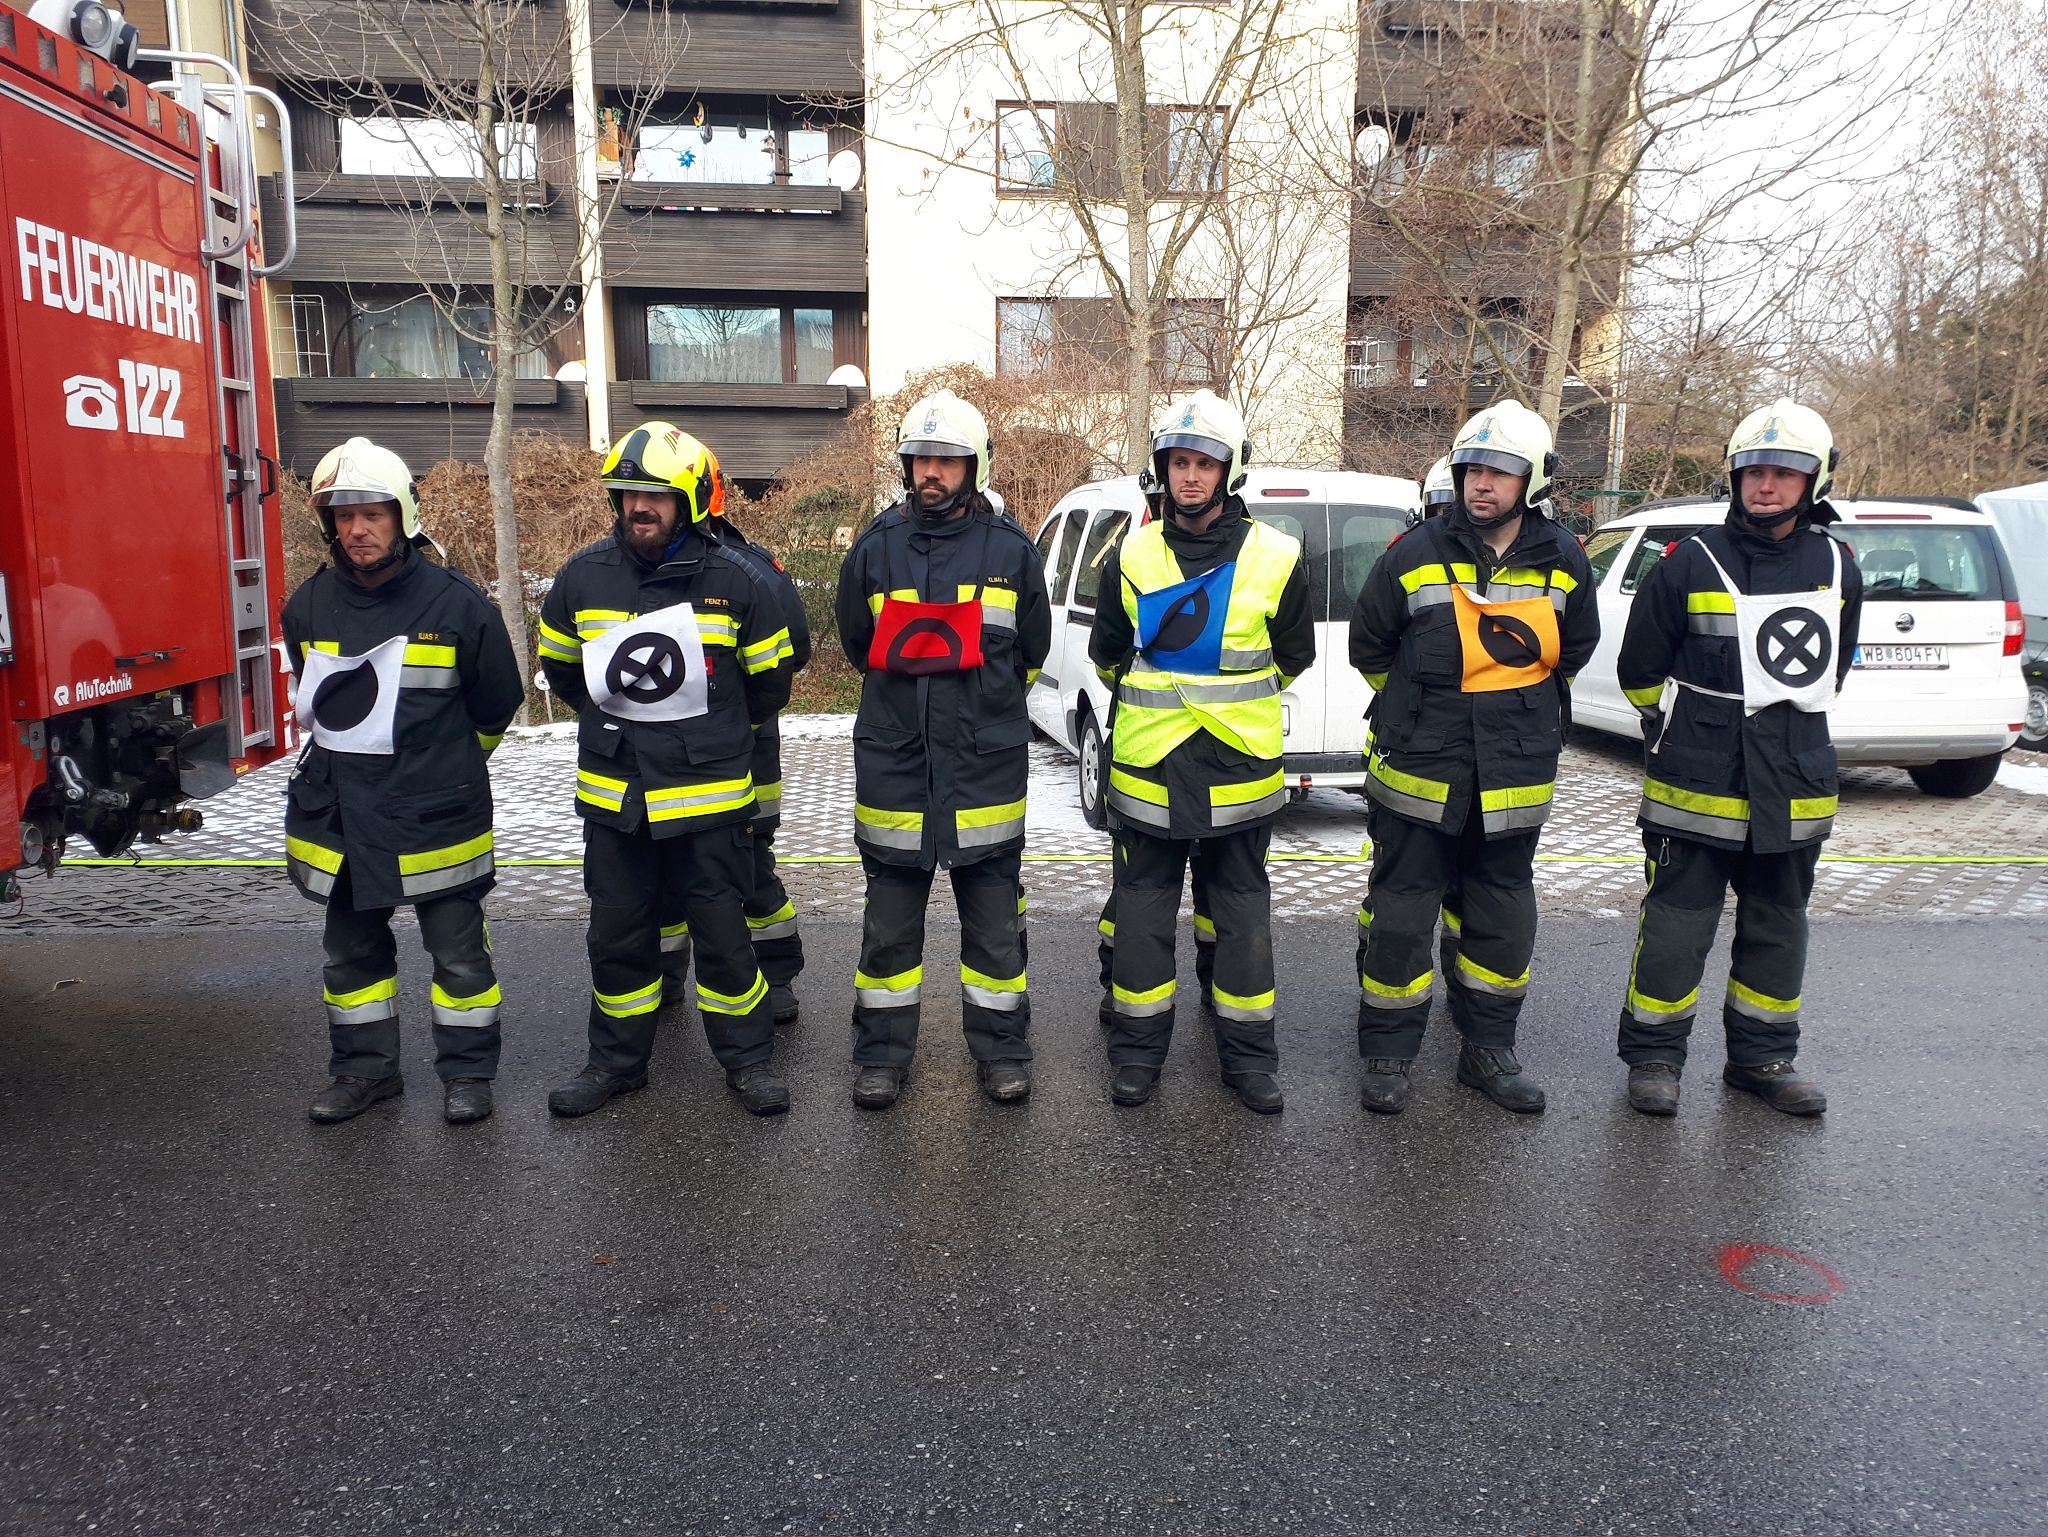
left=1, top=2, right=293, bottom=905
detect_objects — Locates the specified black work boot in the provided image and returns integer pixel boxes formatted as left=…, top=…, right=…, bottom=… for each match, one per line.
left=548, top=1066, right=647, bottom=1118
left=1359, top=1058, right=1413, bottom=1115
left=851, top=1064, right=905, bottom=1110
left=309, top=1074, right=402, bottom=1124
left=1456, top=1043, right=1547, bottom=1114
left=1723, top=1059, right=1826, bottom=1116
left=726, top=1064, right=791, bottom=1116
left=1110, top=1063, right=1159, bottom=1106
left=1222, top=1071, right=1284, bottom=1114
left=768, top=985, right=800, bottom=1025
left=1627, top=1062, right=1682, bottom=1116
left=443, top=1077, right=493, bottom=1125
left=977, top=1060, right=1032, bottom=1104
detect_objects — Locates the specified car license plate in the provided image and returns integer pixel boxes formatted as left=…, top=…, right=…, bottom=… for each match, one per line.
left=1852, top=643, right=1949, bottom=669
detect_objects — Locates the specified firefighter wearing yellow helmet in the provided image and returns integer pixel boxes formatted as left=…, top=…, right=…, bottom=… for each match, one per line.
left=655, top=446, right=814, bottom=1027
left=1612, top=398, right=1864, bottom=1118
left=832, top=389, right=1052, bottom=1110
left=1348, top=400, right=1599, bottom=1116
left=537, top=422, right=798, bottom=1119
left=1086, top=390, right=1316, bottom=1114
left=283, top=437, right=524, bottom=1126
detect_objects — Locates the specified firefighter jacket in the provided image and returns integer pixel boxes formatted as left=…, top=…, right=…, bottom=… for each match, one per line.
left=282, top=549, right=524, bottom=910
left=536, top=526, right=794, bottom=840
left=834, top=498, right=1052, bottom=870
left=1349, top=506, right=1599, bottom=839
left=1618, top=509, right=1864, bottom=853
left=709, top=519, right=812, bottom=830
left=1089, top=501, right=1315, bottom=839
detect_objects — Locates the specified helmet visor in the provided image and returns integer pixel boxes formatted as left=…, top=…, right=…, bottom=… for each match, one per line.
left=1423, top=487, right=1456, bottom=506
left=312, top=486, right=401, bottom=509
left=1730, top=448, right=1821, bottom=477
left=1153, top=430, right=1232, bottom=465
left=898, top=440, right=974, bottom=459
left=1450, top=446, right=1533, bottom=478
left=602, top=469, right=672, bottom=492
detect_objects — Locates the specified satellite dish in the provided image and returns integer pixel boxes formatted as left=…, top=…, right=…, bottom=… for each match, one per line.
left=1353, top=124, right=1393, bottom=167
left=827, top=364, right=868, bottom=389
left=827, top=149, right=863, bottom=192
left=554, top=359, right=588, bottom=382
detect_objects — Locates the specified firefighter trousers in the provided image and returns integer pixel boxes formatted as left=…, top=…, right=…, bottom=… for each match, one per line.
left=319, top=865, right=500, bottom=1082
left=1106, top=822, right=1277, bottom=1074
left=1618, top=832, right=1820, bottom=1069
left=852, top=852, right=1031, bottom=1069
left=1097, top=860, right=1214, bottom=995
left=582, top=820, right=773, bottom=1078
left=1357, top=792, right=1538, bottom=1059
left=658, top=823, right=805, bottom=999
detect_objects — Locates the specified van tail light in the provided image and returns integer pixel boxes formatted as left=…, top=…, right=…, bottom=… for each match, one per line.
left=2005, top=601, right=2025, bottom=657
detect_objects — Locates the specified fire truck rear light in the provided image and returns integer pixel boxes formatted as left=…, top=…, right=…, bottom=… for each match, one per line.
left=2005, top=601, right=2025, bottom=657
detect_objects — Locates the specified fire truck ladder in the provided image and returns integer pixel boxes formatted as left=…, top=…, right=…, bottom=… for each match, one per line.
left=143, top=49, right=290, bottom=759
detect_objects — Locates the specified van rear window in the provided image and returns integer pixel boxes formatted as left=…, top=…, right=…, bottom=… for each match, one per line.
left=1833, top=524, right=2003, bottom=602
left=1332, top=504, right=1412, bottom=620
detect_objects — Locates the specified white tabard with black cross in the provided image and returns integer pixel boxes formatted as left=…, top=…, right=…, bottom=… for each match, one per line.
left=1693, top=537, right=1842, bottom=715
left=296, top=634, right=408, bottom=755
left=582, top=602, right=710, bottom=723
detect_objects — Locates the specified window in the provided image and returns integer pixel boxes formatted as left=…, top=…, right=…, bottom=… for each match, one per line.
left=793, top=308, right=834, bottom=385
left=1490, top=146, right=1540, bottom=198
left=1161, top=300, right=1225, bottom=390
left=1034, top=512, right=1065, bottom=589
left=788, top=128, right=831, bottom=186
left=340, top=117, right=536, bottom=180
left=633, top=122, right=777, bottom=184
left=1478, top=315, right=1531, bottom=377
left=286, top=293, right=329, bottom=378
left=1051, top=506, right=1087, bottom=604
left=1333, top=504, right=1411, bottom=616
left=1620, top=526, right=1711, bottom=593
left=348, top=294, right=546, bottom=380
left=1832, top=524, right=2001, bottom=601
left=646, top=304, right=839, bottom=385
left=1072, top=509, right=1130, bottom=611
left=997, top=298, right=1056, bottom=375
left=1584, top=527, right=1633, bottom=587
left=997, top=105, right=1058, bottom=192
left=1165, top=107, right=1225, bottom=194
left=1346, top=321, right=1399, bottom=388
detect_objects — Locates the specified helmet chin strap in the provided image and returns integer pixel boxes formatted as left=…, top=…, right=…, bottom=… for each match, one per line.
left=327, top=528, right=407, bottom=577
left=1733, top=476, right=1813, bottom=529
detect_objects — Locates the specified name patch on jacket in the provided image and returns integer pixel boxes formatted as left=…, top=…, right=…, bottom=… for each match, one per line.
left=1136, top=561, right=1235, bottom=675
left=583, top=602, right=711, bottom=722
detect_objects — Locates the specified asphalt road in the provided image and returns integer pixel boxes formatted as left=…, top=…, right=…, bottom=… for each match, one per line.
left=2, top=916, right=2044, bottom=1537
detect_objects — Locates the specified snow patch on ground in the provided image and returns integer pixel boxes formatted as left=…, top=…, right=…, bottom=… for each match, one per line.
left=781, top=713, right=857, bottom=740
left=1996, top=758, right=2048, bottom=797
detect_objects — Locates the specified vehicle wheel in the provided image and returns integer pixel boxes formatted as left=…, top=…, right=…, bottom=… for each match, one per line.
left=2020, top=677, right=2048, bottom=754
left=1077, top=708, right=1108, bottom=831
left=1906, top=753, right=2005, bottom=798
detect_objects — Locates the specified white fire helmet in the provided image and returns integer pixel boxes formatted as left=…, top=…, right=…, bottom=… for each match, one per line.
left=1727, top=398, right=1837, bottom=506
left=1151, top=389, right=1250, bottom=498
left=897, top=390, right=993, bottom=494
left=310, top=436, right=425, bottom=546
left=1449, top=400, right=1556, bottom=511
left=1422, top=455, right=1455, bottom=507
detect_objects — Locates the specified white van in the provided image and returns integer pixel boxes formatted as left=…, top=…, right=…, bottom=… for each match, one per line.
left=1571, top=497, right=2030, bottom=796
left=1025, top=469, right=1422, bottom=825
left=1973, top=482, right=2048, bottom=752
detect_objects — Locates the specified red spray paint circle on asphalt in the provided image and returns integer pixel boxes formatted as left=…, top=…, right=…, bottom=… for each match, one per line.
left=1717, top=1242, right=1845, bottom=1304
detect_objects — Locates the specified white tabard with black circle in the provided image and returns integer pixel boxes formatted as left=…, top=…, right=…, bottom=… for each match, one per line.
left=1692, top=537, right=1842, bottom=716
left=296, top=634, right=409, bottom=755
left=582, top=602, right=710, bottom=723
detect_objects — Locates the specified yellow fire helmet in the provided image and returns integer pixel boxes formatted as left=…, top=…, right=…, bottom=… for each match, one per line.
left=309, top=436, right=424, bottom=547
left=897, top=389, right=993, bottom=494
left=1422, top=454, right=1455, bottom=507
left=602, top=420, right=716, bottom=524
left=1449, top=400, right=1556, bottom=514
left=1152, top=388, right=1250, bottom=498
left=1727, top=398, right=1837, bottom=506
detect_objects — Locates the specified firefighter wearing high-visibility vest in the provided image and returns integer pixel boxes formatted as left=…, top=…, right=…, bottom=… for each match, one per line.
left=283, top=438, right=524, bottom=1126
left=1088, top=390, right=1315, bottom=1113
left=833, top=391, right=1053, bottom=1110
left=656, top=452, right=811, bottom=1024
left=1614, top=400, right=1864, bottom=1117
left=1349, top=402, right=1599, bottom=1115
left=537, top=423, right=796, bottom=1118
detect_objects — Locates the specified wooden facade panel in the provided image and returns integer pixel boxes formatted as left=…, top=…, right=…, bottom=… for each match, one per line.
left=608, top=395, right=862, bottom=481
left=262, top=177, right=578, bottom=286
left=602, top=195, right=865, bottom=292
left=273, top=381, right=591, bottom=474
left=595, top=7, right=860, bottom=96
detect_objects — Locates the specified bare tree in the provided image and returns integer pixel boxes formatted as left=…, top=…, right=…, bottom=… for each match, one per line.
left=248, top=0, right=685, bottom=693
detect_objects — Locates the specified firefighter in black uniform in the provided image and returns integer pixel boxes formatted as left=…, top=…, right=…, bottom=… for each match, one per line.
left=657, top=453, right=810, bottom=1023
left=538, top=423, right=796, bottom=1118
left=1350, top=401, right=1599, bottom=1115
left=1614, top=399, right=1863, bottom=1117
left=283, top=437, right=524, bottom=1126
left=1089, top=390, right=1315, bottom=1112
left=834, top=390, right=1052, bottom=1109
